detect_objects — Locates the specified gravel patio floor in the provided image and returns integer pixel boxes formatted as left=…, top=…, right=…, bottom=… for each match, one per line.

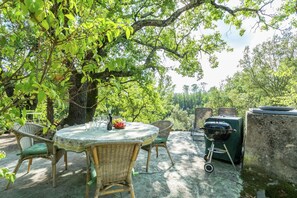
left=0, top=131, right=242, bottom=198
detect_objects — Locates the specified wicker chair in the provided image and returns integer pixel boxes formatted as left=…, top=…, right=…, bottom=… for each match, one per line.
left=191, top=108, right=213, bottom=141
left=141, top=120, right=174, bottom=172
left=5, top=122, right=67, bottom=189
left=85, top=141, right=142, bottom=198
left=218, top=107, right=238, bottom=116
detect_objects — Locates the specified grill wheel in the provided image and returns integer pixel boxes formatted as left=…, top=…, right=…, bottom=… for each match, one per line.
left=204, top=163, right=214, bottom=173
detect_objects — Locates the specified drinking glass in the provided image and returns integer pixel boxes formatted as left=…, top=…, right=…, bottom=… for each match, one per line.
left=95, top=115, right=103, bottom=128
left=85, top=122, right=90, bottom=131
left=98, top=115, right=108, bottom=128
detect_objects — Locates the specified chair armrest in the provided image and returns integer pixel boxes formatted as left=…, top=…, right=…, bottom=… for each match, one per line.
left=12, top=129, right=57, bottom=155
left=158, top=123, right=173, bottom=138
left=12, top=130, right=53, bottom=144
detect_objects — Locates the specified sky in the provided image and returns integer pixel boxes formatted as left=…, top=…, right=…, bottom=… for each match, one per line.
left=170, top=1, right=282, bottom=93
left=171, top=26, right=278, bottom=93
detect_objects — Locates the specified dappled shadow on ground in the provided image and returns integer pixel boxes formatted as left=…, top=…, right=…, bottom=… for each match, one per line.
left=0, top=133, right=18, bottom=152
left=0, top=131, right=242, bottom=198
left=133, top=132, right=242, bottom=198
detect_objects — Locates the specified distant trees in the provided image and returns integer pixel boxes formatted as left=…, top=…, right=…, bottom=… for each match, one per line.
left=173, top=32, right=297, bottom=121
left=166, top=105, right=193, bottom=131
left=173, top=83, right=206, bottom=114
left=205, top=32, right=297, bottom=116
left=239, top=32, right=297, bottom=106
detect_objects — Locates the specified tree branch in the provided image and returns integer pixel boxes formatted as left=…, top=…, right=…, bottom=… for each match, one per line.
left=0, top=0, right=10, bottom=8
left=132, top=1, right=203, bottom=33
left=210, top=1, right=257, bottom=16
left=132, top=39, right=187, bottom=58
left=210, top=0, right=275, bottom=30
left=145, top=48, right=157, bottom=67
left=93, top=68, right=134, bottom=80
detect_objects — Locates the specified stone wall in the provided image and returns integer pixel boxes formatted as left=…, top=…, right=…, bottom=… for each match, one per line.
left=244, top=111, right=297, bottom=184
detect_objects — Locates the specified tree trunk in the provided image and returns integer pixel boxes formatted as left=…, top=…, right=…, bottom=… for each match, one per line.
left=86, top=80, right=98, bottom=122
left=47, top=97, right=54, bottom=124
left=62, top=70, right=88, bottom=126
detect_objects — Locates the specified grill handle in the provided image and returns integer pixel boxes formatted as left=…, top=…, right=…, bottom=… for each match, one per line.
left=199, top=127, right=237, bottom=133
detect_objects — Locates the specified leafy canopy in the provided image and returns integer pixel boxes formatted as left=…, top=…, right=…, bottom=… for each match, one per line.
left=0, top=0, right=295, bottom=126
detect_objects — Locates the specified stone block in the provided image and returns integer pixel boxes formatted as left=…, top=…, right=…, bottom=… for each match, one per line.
left=244, top=111, right=297, bottom=184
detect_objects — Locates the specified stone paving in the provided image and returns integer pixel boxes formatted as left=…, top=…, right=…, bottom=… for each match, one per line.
left=0, top=131, right=242, bottom=198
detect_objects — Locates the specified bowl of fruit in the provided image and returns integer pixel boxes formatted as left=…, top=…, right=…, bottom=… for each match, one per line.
left=112, top=118, right=126, bottom=129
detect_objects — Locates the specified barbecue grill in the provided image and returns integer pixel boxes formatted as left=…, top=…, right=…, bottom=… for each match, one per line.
left=202, top=121, right=237, bottom=173
left=204, top=121, right=233, bottom=141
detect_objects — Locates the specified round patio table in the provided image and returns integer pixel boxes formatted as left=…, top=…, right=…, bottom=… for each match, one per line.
left=54, top=122, right=159, bottom=152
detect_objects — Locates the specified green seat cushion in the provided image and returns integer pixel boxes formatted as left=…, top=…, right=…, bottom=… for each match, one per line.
left=87, top=162, right=97, bottom=185
left=153, top=137, right=167, bottom=144
left=141, top=137, right=167, bottom=151
left=21, top=143, right=48, bottom=157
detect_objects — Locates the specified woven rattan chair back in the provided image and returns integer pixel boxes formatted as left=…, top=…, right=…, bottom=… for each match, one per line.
left=191, top=108, right=213, bottom=140
left=193, top=108, right=213, bottom=130
left=85, top=141, right=142, bottom=198
left=151, top=120, right=173, bottom=140
left=13, top=123, right=43, bottom=152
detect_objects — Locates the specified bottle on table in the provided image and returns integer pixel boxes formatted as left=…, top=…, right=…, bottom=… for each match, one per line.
left=107, top=111, right=113, bottom=130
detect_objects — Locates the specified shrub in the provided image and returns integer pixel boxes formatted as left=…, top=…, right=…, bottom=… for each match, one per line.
left=0, top=151, right=16, bottom=183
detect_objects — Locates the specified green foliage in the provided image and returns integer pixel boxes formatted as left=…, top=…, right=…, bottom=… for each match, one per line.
left=206, top=31, right=297, bottom=117
left=0, top=151, right=16, bottom=183
left=173, top=83, right=206, bottom=115
left=166, top=105, right=194, bottom=131
left=175, top=32, right=297, bottom=119
left=0, top=0, right=295, bottom=128
left=0, top=0, right=131, bottom=127
left=238, top=32, right=297, bottom=106
left=271, top=1, right=297, bottom=29
left=94, top=73, right=174, bottom=123
left=171, top=83, right=208, bottom=130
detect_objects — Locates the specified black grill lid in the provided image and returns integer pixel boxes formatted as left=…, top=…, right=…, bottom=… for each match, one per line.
left=203, top=121, right=233, bottom=141
left=204, top=121, right=232, bottom=130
